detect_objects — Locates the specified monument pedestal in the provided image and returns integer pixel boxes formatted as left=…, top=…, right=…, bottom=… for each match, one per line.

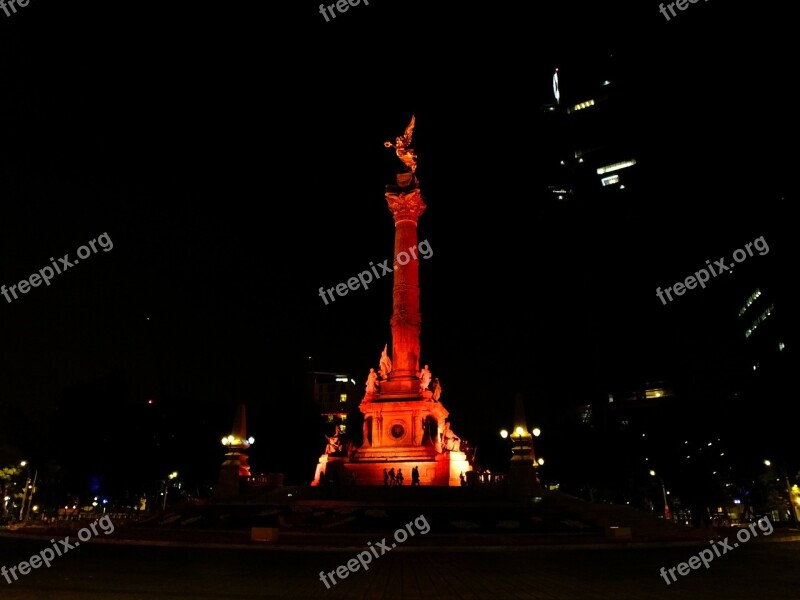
left=359, top=394, right=447, bottom=449
left=508, top=459, right=541, bottom=499
left=311, top=392, right=470, bottom=486
left=214, top=465, right=241, bottom=501
left=312, top=451, right=469, bottom=486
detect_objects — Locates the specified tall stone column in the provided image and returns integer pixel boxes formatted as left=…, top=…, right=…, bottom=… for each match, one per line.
left=386, top=188, right=426, bottom=384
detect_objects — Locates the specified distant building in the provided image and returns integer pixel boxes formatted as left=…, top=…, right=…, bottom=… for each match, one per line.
left=541, top=54, right=639, bottom=205
left=601, top=381, right=677, bottom=433
left=738, top=286, right=786, bottom=377
left=307, top=371, right=359, bottom=435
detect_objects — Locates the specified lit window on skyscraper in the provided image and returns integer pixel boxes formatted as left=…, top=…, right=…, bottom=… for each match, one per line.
left=596, top=160, right=637, bottom=175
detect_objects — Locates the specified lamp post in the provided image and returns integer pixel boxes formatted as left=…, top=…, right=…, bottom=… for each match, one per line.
left=162, top=471, right=178, bottom=510
left=23, top=469, right=37, bottom=522
left=18, top=461, right=30, bottom=522
left=215, top=405, right=255, bottom=500
left=649, top=470, right=671, bottom=520
left=500, top=426, right=540, bottom=457
left=764, top=460, right=799, bottom=528
left=500, top=426, right=542, bottom=486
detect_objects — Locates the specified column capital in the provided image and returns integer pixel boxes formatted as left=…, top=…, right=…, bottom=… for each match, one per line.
left=386, top=188, right=426, bottom=224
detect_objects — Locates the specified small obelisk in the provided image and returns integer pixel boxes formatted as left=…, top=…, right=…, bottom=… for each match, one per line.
left=214, top=404, right=253, bottom=500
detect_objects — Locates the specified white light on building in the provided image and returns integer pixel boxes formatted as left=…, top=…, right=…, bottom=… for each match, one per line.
left=596, top=159, right=637, bottom=175
left=553, top=68, right=560, bottom=104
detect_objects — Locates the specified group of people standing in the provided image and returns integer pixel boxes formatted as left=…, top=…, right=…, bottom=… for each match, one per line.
left=383, top=466, right=421, bottom=486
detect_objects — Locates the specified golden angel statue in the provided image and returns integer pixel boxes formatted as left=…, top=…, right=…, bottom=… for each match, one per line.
left=384, top=115, right=418, bottom=174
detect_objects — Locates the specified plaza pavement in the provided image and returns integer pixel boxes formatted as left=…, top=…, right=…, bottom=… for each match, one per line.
left=0, top=529, right=798, bottom=599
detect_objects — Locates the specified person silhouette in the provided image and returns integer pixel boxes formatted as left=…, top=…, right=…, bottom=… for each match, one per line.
left=396, top=468, right=404, bottom=486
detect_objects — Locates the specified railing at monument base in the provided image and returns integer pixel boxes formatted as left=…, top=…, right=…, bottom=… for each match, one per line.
left=242, top=473, right=284, bottom=489
left=466, top=471, right=506, bottom=485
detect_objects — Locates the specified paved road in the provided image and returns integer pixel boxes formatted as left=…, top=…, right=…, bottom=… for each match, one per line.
left=0, top=536, right=797, bottom=599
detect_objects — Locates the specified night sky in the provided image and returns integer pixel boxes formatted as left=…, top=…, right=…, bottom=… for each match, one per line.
left=1, top=0, right=796, bottom=496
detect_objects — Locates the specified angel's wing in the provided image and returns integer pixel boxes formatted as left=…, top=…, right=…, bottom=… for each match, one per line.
left=403, top=115, right=416, bottom=144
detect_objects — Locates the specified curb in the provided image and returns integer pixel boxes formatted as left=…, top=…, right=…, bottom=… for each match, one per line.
left=2, top=530, right=797, bottom=553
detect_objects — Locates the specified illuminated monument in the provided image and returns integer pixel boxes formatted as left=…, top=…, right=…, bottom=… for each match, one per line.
left=313, top=117, right=471, bottom=486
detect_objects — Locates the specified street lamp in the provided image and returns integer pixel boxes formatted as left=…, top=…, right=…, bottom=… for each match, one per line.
left=18, top=461, right=36, bottom=523
left=763, top=459, right=799, bottom=528
left=649, top=470, right=671, bottom=520
left=18, top=461, right=29, bottom=521
left=499, top=421, right=542, bottom=489
left=24, top=469, right=37, bottom=522
left=162, top=471, right=179, bottom=510
left=500, top=426, right=541, bottom=464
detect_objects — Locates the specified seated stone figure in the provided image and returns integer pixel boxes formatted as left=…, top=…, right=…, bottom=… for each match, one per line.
left=325, top=425, right=344, bottom=455
left=440, top=421, right=461, bottom=452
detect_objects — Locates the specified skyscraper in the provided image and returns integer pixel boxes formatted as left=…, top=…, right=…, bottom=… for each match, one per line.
left=540, top=53, right=639, bottom=206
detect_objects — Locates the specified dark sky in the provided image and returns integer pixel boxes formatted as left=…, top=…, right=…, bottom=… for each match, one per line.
left=1, top=0, right=796, bottom=488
